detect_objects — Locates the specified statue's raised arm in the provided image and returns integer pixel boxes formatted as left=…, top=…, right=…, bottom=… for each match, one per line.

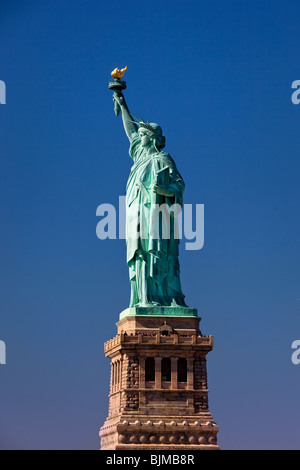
left=113, top=92, right=138, bottom=141
left=108, top=66, right=138, bottom=142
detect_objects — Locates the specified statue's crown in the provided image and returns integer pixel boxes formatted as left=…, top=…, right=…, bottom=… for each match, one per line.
left=131, top=115, right=160, bottom=135
left=139, top=121, right=157, bottom=134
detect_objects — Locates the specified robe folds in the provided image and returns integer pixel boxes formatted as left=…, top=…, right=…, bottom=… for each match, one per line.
left=126, top=133, right=187, bottom=307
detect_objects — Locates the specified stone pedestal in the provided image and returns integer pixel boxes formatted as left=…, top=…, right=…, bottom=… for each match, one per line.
left=100, top=308, right=220, bottom=450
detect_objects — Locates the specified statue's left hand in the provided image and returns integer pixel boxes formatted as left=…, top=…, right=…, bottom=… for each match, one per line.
left=113, top=93, right=124, bottom=107
left=112, top=93, right=125, bottom=116
left=153, top=183, right=174, bottom=197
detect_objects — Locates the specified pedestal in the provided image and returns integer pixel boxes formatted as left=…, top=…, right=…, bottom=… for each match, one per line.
left=99, top=308, right=220, bottom=450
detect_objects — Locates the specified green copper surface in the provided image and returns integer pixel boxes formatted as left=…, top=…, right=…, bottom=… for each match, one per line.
left=109, top=74, right=195, bottom=318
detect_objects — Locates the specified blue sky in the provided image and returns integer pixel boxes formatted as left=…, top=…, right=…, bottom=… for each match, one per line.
left=0, top=0, right=299, bottom=449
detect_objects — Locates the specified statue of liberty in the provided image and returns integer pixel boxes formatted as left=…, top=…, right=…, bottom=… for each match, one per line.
left=110, top=68, right=187, bottom=308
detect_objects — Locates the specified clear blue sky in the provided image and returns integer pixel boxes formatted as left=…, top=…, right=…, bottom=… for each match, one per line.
left=0, top=0, right=299, bottom=450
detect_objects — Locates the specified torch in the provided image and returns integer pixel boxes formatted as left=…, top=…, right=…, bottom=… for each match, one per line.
left=108, top=66, right=127, bottom=116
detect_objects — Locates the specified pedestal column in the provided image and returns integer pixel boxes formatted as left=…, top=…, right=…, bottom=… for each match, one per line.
left=171, top=358, right=178, bottom=389
left=155, top=357, right=162, bottom=389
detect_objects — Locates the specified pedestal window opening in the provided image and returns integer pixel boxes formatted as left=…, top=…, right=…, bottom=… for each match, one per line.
left=177, top=358, right=187, bottom=382
left=145, top=357, right=155, bottom=382
left=161, top=358, right=171, bottom=382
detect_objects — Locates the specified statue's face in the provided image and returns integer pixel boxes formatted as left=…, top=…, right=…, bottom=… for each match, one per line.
left=139, top=128, right=152, bottom=148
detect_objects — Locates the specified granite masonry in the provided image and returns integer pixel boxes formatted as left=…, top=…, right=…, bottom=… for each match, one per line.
left=100, top=309, right=220, bottom=450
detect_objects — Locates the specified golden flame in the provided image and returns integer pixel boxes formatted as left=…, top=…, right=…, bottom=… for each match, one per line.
left=111, top=66, right=127, bottom=79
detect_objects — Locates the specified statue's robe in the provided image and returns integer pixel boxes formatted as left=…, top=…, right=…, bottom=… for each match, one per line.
left=126, top=133, right=186, bottom=307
